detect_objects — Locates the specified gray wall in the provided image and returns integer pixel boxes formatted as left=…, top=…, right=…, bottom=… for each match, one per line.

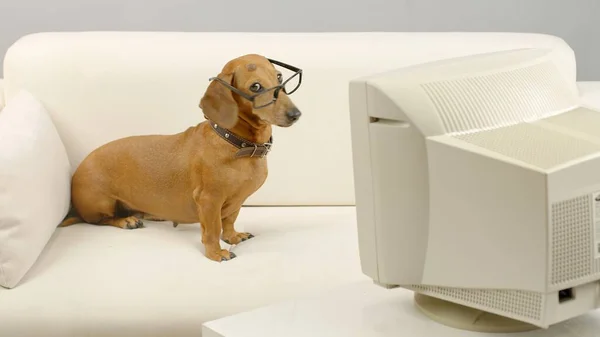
left=1, top=0, right=599, bottom=79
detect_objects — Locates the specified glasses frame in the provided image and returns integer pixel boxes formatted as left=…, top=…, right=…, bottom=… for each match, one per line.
left=208, top=58, right=303, bottom=109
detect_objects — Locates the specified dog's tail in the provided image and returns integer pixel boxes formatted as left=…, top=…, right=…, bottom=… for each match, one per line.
left=58, top=204, right=83, bottom=227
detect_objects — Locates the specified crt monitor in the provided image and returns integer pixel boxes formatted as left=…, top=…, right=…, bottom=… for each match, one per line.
left=348, top=48, right=600, bottom=331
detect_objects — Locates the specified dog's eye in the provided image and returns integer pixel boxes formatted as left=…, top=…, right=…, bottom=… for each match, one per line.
left=277, top=74, right=283, bottom=84
left=250, top=83, right=263, bottom=92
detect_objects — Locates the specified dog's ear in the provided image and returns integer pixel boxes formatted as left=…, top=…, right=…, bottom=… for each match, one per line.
left=200, top=72, right=239, bottom=129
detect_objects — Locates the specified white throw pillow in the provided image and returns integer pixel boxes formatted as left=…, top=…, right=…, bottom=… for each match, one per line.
left=0, top=90, right=71, bottom=288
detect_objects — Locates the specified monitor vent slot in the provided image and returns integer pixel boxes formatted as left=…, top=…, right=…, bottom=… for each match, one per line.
left=551, top=195, right=594, bottom=286
left=409, top=285, right=543, bottom=323
left=421, top=61, right=576, bottom=135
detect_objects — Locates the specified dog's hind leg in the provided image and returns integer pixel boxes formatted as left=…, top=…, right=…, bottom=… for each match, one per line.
left=75, top=192, right=144, bottom=230
left=139, top=214, right=166, bottom=221
left=133, top=213, right=179, bottom=227
left=100, top=216, right=145, bottom=229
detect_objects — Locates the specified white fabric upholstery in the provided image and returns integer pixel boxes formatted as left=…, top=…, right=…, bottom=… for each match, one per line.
left=0, top=207, right=367, bottom=337
left=578, top=81, right=600, bottom=109
left=2, top=32, right=576, bottom=206
left=0, top=90, right=71, bottom=288
left=0, top=79, right=4, bottom=110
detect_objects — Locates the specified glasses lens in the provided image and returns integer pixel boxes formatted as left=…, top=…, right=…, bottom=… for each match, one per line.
left=254, top=89, right=276, bottom=108
left=283, top=73, right=301, bottom=94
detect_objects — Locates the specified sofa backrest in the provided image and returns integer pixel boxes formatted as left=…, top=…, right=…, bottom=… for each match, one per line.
left=0, top=79, right=4, bottom=110
left=2, top=32, right=576, bottom=205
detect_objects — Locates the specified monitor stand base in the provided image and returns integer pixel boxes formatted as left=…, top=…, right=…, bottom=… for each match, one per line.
left=414, top=293, right=540, bottom=333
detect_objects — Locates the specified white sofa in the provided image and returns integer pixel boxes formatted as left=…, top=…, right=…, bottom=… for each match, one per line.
left=1, top=31, right=599, bottom=337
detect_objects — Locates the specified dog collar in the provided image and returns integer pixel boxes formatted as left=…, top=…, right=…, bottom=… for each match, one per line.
left=208, top=120, right=273, bottom=158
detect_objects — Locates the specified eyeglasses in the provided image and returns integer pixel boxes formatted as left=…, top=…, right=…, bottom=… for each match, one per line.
left=208, top=58, right=303, bottom=109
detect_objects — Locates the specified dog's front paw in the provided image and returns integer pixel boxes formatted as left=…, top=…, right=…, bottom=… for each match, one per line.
left=222, top=232, right=254, bottom=245
left=206, top=249, right=237, bottom=262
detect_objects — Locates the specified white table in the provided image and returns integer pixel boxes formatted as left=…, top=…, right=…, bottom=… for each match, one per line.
left=202, top=281, right=600, bottom=337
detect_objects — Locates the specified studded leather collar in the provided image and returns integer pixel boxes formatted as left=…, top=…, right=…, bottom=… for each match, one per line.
left=208, top=120, right=273, bottom=158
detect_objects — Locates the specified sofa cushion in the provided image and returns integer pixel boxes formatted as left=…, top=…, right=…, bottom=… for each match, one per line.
left=0, top=90, right=71, bottom=288
left=0, top=206, right=366, bottom=337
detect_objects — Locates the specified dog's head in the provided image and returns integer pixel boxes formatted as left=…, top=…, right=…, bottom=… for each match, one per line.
left=200, top=54, right=302, bottom=129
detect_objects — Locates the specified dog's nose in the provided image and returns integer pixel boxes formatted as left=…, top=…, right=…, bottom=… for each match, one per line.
left=286, top=108, right=302, bottom=122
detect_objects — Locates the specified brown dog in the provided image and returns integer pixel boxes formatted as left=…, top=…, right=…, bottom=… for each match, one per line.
left=59, top=54, right=302, bottom=262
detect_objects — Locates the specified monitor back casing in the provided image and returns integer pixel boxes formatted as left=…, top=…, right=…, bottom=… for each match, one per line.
left=349, top=48, right=600, bottom=328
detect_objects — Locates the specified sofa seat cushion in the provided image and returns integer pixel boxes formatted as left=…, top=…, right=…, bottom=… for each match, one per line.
left=0, top=206, right=366, bottom=337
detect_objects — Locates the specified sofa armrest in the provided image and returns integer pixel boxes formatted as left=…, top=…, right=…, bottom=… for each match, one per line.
left=0, top=79, right=4, bottom=110
left=578, top=81, right=600, bottom=110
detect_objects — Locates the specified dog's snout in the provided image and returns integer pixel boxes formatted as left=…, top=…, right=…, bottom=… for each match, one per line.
left=286, top=108, right=302, bottom=122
